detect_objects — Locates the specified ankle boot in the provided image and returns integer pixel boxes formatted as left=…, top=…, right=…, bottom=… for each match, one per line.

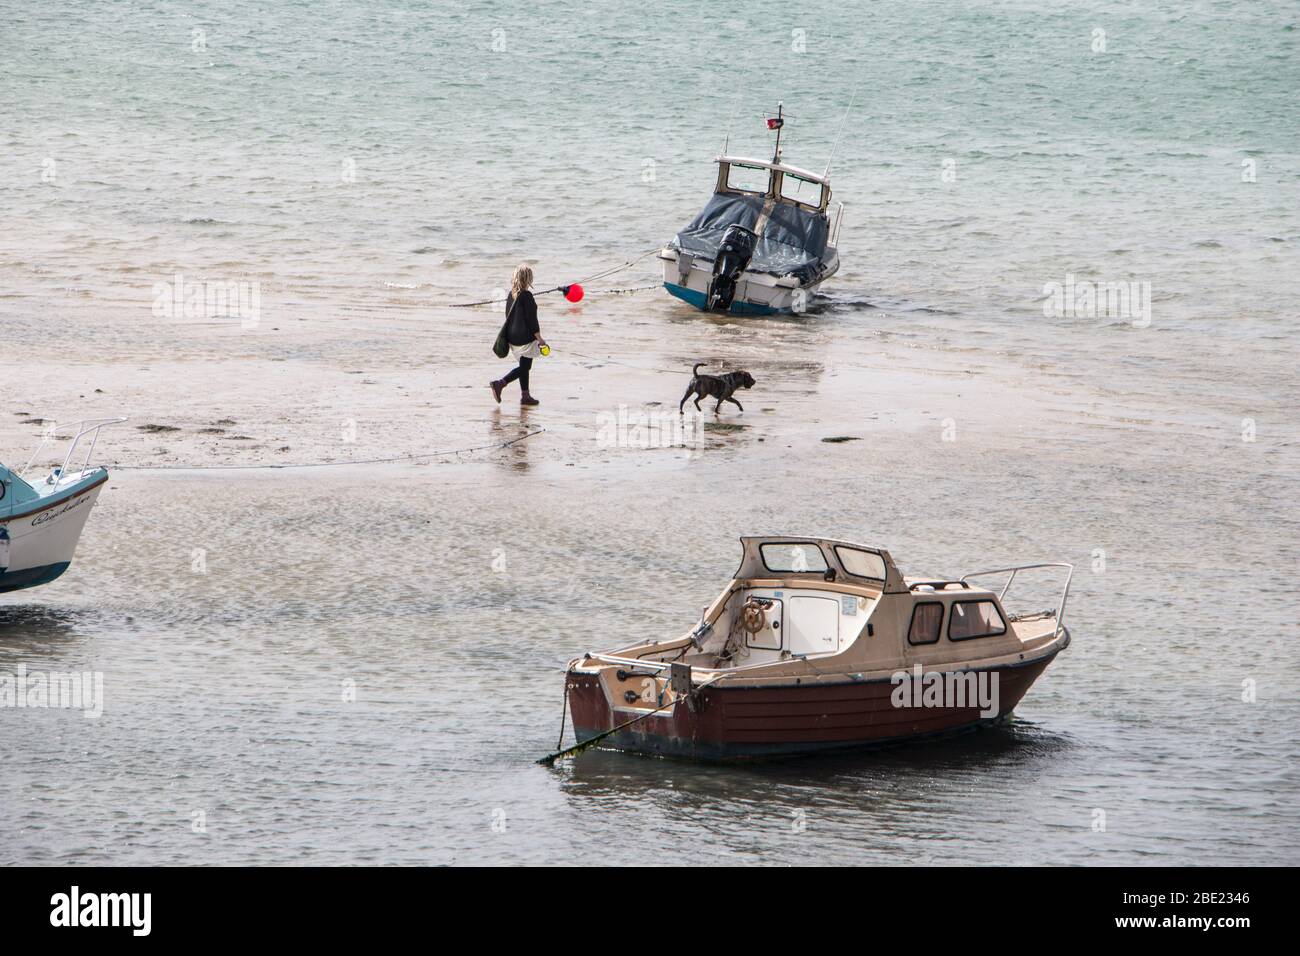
left=520, top=390, right=540, bottom=406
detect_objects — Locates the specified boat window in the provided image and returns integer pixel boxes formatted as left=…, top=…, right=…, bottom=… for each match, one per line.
left=760, top=542, right=829, bottom=574
left=948, top=600, right=1007, bottom=640
left=780, top=172, right=823, bottom=207
left=833, top=546, right=887, bottom=581
left=908, top=602, right=944, bottom=645
left=726, top=163, right=770, bottom=195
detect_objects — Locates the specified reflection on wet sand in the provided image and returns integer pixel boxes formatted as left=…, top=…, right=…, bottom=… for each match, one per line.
left=0, top=605, right=89, bottom=662
left=487, top=409, right=534, bottom=473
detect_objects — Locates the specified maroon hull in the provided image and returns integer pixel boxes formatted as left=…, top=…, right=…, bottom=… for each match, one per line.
left=568, top=654, right=1058, bottom=759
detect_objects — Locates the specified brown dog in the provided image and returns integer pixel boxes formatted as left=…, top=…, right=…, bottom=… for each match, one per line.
left=679, top=363, right=756, bottom=414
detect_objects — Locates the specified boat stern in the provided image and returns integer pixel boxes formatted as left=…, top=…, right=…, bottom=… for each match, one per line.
left=565, top=655, right=724, bottom=757
left=660, top=246, right=826, bottom=315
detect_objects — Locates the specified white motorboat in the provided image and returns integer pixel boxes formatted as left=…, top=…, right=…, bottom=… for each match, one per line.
left=0, top=418, right=122, bottom=594
left=660, top=104, right=844, bottom=315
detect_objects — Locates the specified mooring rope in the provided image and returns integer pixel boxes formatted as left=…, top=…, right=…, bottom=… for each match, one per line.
left=537, top=673, right=723, bottom=766
left=554, top=662, right=575, bottom=750
left=445, top=247, right=661, bottom=308
left=561, top=348, right=684, bottom=376
left=111, top=428, right=544, bottom=472
left=586, top=283, right=659, bottom=296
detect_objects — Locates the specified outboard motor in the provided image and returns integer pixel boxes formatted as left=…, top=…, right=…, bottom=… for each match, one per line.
left=706, top=224, right=758, bottom=312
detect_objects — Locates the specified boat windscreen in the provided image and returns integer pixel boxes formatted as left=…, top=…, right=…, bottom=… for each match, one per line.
left=779, top=172, right=825, bottom=207
left=672, top=193, right=830, bottom=283
left=834, top=546, right=887, bottom=581
left=726, top=163, right=771, bottom=194
left=760, top=542, right=829, bottom=573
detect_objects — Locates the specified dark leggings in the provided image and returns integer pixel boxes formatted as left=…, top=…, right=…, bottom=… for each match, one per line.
left=501, top=355, right=532, bottom=391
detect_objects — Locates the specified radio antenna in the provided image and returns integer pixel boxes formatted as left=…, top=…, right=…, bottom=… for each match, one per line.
left=721, top=92, right=741, bottom=155
left=823, top=92, right=857, bottom=179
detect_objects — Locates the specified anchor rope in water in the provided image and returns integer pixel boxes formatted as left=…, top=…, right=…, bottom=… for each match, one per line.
left=585, top=283, right=659, bottom=296
left=444, top=247, right=662, bottom=308
left=554, top=662, right=575, bottom=750
left=537, top=673, right=723, bottom=766
left=110, top=429, right=545, bottom=472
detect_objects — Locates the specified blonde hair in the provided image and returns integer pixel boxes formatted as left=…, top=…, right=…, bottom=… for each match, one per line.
left=511, top=264, right=534, bottom=296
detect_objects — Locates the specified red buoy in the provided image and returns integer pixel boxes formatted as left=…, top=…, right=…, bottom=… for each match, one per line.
left=563, top=283, right=584, bottom=303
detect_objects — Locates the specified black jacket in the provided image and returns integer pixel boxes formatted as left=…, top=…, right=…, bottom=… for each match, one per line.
left=504, top=291, right=539, bottom=346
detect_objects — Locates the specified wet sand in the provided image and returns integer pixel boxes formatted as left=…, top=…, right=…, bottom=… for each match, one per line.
left=4, top=285, right=1173, bottom=476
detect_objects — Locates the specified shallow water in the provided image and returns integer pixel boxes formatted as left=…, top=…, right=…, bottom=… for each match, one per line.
left=2, top=0, right=1298, bottom=864
left=4, top=420, right=1297, bottom=864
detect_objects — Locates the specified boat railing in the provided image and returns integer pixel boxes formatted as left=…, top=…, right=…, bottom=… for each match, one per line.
left=959, top=563, right=1074, bottom=638
left=582, top=653, right=676, bottom=674
left=20, top=418, right=126, bottom=490
left=582, top=648, right=835, bottom=680
left=830, top=201, right=845, bottom=248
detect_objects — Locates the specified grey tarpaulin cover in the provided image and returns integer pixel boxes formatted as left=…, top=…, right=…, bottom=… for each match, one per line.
left=671, top=193, right=830, bottom=283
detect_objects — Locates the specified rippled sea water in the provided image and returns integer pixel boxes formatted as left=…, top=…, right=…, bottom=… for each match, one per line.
left=2, top=1, right=1298, bottom=864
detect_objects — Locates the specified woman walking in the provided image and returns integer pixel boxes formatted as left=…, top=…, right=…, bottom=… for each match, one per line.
left=490, top=264, right=547, bottom=406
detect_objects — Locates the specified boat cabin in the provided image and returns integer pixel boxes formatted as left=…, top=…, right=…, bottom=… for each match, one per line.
left=578, top=536, right=1071, bottom=683
left=682, top=537, right=898, bottom=669
left=713, top=155, right=832, bottom=213
left=0, top=465, right=42, bottom=511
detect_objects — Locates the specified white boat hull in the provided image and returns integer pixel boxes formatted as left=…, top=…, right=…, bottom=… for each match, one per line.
left=659, top=246, right=839, bottom=315
left=0, top=473, right=106, bottom=594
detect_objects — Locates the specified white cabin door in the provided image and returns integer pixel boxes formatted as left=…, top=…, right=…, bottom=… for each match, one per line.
left=787, top=596, right=839, bottom=655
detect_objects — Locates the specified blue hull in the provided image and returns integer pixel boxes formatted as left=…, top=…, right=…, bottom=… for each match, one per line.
left=0, top=562, right=72, bottom=594
left=663, top=282, right=783, bottom=316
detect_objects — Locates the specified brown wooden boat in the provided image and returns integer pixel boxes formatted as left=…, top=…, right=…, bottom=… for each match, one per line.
left=564, top=537, right=1072, bottom=760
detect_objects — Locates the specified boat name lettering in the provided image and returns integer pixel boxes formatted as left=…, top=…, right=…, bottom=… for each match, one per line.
left=31, top=494, right=90, bottom=526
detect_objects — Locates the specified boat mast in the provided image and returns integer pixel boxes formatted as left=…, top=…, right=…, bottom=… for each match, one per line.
left=772, top=102, right=784, bottom=163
